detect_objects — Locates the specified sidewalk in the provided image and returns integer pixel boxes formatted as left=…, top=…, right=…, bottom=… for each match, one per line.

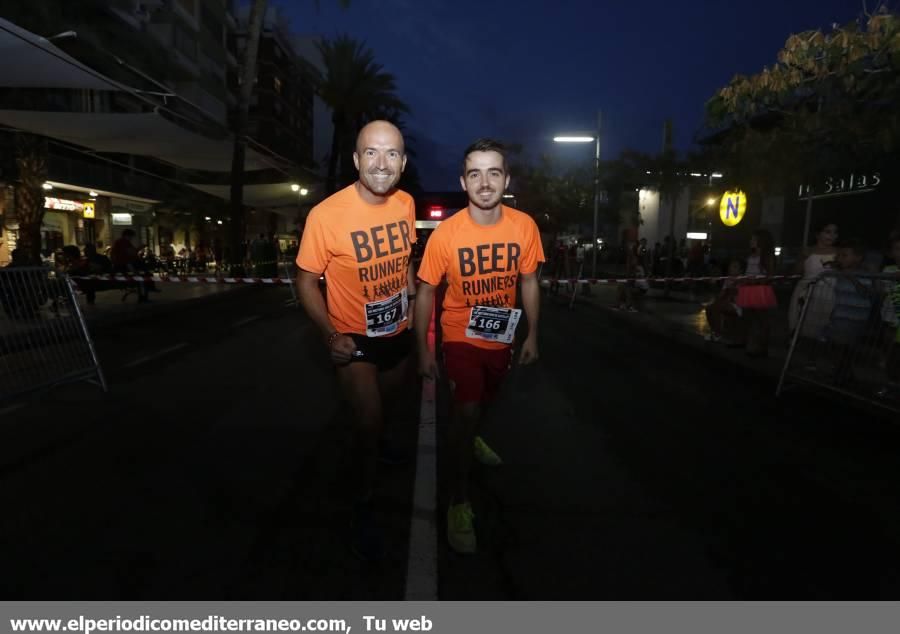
left=547, top=280, right=792, bottom=381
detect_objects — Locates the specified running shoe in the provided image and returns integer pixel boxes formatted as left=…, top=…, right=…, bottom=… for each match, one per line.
left=447, top=502, right=476, bottom=554
left=473, top=436, right=503, bottom=466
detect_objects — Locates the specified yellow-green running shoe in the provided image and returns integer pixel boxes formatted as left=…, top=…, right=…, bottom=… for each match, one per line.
left=447, top=502, right=476, bottom=554
left=473, top=436, right=503, bottom=466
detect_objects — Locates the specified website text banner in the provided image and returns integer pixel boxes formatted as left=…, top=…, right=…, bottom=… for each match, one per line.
left=2, top=603, right=899, bottom=634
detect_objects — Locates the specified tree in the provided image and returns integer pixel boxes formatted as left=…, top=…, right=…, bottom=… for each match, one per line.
left=13, top=134, right=48, bottom=264
left=227, top=2, right=351, bottom=273
left=704, top=6, right=900, bottom=190
left=316, top=36, right=410, bottom=193
left=227, top=0, right=269, bottom=274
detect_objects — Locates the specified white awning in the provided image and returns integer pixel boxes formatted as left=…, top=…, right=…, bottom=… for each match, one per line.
left=0, top=110, right=279, bottom=172
left=0, top=19, right=288, bottom=174
left=0, top=18, right=127, bottom=90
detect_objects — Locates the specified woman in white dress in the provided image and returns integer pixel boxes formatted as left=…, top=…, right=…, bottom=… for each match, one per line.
left=788, top=222, right=838, bottom=338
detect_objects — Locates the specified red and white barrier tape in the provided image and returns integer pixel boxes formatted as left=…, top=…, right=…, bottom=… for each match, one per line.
left=68, top=273, right=801, bottom=286
left=69, top=274, right=295, bottom=285
left=541, top=274, right=802, bottom=285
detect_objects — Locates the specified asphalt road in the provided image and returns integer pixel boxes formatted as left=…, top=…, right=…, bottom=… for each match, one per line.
left=1, top=287, right=899, bottom=599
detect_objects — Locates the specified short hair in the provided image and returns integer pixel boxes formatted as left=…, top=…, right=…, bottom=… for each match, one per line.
left=462, top=138, right=507, bottom=174
left=836, top=237, right=866, bottom=257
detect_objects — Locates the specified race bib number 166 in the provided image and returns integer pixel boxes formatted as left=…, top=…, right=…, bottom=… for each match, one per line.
left=465, top=305, right=521, bottom=344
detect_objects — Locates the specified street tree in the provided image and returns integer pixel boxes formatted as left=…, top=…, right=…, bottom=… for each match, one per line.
left=316, top=35, right=410, bottom=193
left=13, top=134, right=48, bottom=264
left=704, top=5, right=900, bottom=191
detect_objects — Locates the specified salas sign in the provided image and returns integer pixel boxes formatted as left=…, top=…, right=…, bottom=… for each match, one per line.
left=798, top=172, right=881, bottom=199
left=719, top=190, right=747, bottom=227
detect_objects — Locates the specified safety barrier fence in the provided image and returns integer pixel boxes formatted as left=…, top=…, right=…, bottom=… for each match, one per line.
left=777, top=271, right=899, bottom=414
left=1, top=267, right=106, bottom=404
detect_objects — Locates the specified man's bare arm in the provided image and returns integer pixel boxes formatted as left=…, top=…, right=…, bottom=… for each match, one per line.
left=297, top=270, right=336, bottom=340
left=414, top=281, right=439, bottom=378
left=407, top=259, right=417, bottom=329
left=518, top=271, right=540, bottom=364
left=520, top=271, right=540, bottom=341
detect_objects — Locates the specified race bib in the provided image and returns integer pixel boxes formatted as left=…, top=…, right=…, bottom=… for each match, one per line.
left=364, top=289, right=407, bottom=337
left=465, top=305, right=522, bottom=344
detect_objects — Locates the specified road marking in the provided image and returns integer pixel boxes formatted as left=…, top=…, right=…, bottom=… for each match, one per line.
left=231, top=315, right=261, bottom=328
left=122, top=342, right=189, bottom=369
left=405, top=331, right=438, bottom=601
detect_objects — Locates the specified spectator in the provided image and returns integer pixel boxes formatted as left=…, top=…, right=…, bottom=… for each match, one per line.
left=788, top=221, right=838, bottom=338
left=615, top=241, right=639, bottom=312
left=736, top=229, right=777, bottom=358
left=704, top=259, right=744, bottom=344
left=79, top=243, right=113, bottom=305
left=110, top=229, right=154, bottom=302
left=1, top=248, right=47, bottom=319
left=825, top=238, right=878, bottom=385
left=549, top=240, right=569, bottom=296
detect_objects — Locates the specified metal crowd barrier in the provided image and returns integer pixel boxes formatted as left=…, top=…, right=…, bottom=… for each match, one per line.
left=0, top=267, right=107, bottom=404
left=777, top=271, right=899, bottom=414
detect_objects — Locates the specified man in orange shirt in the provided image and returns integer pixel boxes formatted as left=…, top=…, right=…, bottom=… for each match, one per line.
left=296, top=120, right=417, bottom=561
left=414, top=139, right=544, bottom=554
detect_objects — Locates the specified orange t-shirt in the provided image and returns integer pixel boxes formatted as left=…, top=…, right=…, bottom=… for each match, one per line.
left=297, top=184, right=417, bottom=336
left=417, top=206, right=545, bottom=350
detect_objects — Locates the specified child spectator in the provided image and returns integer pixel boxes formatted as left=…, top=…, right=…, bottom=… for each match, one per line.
left=827, top=238, right=878, bottom=386
left=704, top=259, right=744, bottom=344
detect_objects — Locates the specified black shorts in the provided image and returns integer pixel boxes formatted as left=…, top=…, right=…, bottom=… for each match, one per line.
left=348, top=329, right=413, bottom=371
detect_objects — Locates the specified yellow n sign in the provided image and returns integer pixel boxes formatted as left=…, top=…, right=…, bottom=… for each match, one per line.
left=83, top=202, right=95, bottom=219
left=719, top=190, right=746, bottom=227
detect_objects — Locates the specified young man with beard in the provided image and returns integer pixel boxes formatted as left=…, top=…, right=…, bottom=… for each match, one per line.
left=414, top=139, right=544, bottom=554
left=296, top=120, right=417, bottom=561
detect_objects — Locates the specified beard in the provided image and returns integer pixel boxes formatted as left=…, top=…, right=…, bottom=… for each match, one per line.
left=468, top=188, right=502, bottom=210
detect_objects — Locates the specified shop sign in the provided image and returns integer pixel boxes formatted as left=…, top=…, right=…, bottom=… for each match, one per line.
left=44, top=197, right=84, bottom=212
left=719, top=190, right=747, bottom=227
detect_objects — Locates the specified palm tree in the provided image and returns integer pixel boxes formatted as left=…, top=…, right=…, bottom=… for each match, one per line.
left=316, top=36, right=410, bottom=193
left=227, top=2, right=351, bottom=272
left=227, top=0, right=269, bottom=273
left=13, top=134, right=48, bottom=264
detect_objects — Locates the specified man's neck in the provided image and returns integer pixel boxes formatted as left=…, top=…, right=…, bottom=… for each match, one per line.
left=467, top=204, right=503, bottom=226
left=355, top=181, right=389, bottom=205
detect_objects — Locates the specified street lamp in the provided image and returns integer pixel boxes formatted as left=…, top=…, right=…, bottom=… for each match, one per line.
left=553, top=111, right=602, bottom=277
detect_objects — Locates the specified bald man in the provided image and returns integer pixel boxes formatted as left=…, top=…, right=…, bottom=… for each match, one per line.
left=296, top=120, right=417, bottom=561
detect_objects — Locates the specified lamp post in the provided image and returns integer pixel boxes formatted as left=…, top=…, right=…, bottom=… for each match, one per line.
left=553, top=110, right=602, bottom=277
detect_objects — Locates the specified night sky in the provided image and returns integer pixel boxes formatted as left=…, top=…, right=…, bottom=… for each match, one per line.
left=277, top=0, right=861, bottom=190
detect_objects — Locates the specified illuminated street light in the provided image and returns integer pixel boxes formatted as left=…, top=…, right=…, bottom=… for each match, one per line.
left=42, top=183, right=52, bottom=190
left=553, top=112, right=603, bottom=277
left=553, top=136, right=594, bottom=143
left=299, top=188, right=308, bottom=196
left=291, top=184, right=300, bottom=192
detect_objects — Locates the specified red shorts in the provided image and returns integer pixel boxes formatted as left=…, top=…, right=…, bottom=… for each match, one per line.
left=443, top=342, right=512, bottom=403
